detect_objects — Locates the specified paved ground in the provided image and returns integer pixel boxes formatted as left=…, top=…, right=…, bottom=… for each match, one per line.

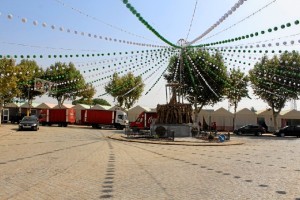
left=0, top=124, right=300, bottom=200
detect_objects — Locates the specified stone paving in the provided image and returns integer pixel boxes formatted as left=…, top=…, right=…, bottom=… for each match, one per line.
left=0, top=124, right=300, bottom=200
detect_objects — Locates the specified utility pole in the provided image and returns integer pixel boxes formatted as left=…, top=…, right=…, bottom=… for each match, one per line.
left=177, top=38, right=187, bottom=104
left=27, top=86, right=31, bottom=116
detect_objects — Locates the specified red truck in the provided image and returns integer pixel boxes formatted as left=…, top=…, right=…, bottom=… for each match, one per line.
left=81, top=109, right=128, bottom=130
left=130, top=111, right=157, bottom=130
left=39, top=108, right=76, bottom=127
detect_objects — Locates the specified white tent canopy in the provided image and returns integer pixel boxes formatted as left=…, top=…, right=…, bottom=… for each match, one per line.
left=235, top=108, right=257, bottom=129
left=20, top=102, right=40, bottom=108
left=90, top=104, right=111, bottom=110
left=73, top=104, right=90, bottom=110
left=211, top=107, right=233, bottom=131
left=53, top=104, right=74, bottom=109
left=36, top=103, right=57, bottom=109
left=128, top=105, right=152, bottom=122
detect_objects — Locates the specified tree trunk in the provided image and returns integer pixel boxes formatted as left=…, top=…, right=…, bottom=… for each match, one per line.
left=271, top=105, right=281, bottom=132
left=61, top=97, right=65, bottom=106
left=233, top=102, right=237, bottom=131
left=193, top=102, right=204, bottom=130
left=57, top=96, right=63, bottom=108
left=28, top=98, right=33, bottom=116
left=272, top=111, right=279, bottom=132
left=193, top=96, right=198, bottom=127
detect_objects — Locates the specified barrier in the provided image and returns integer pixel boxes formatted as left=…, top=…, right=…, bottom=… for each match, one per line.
left=218, top=134, right=225, bottom=142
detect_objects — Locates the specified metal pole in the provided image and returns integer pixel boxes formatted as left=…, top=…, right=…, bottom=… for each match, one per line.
left=176, top=39, right=186, bottom=104
left=179, top=48, right=184, bottom=104
left=165, top=85, right=168, bottom=103
left=27, top=87, right=31, bottom=116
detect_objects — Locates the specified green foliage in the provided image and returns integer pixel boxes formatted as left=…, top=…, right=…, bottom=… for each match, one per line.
left=16, top=59, right=44, bottom=101
left=72, top=97, right=111, bottom=106
left=249, top=52, right=300, bottom=111
left=226, top=68, right=249, bottom=129
left=105, top=72, right=144, bottom=110
left=249, top=51, right=300, bottom=129
left=226, top=68, right=249, bottom=110
left=164, top=49, right=228, bottom=112
left=43, top=62, right=86, bottom=106
left=92, top=98, right=111, bottom=106
left=75, top=84, right=96, bottom=105
left=0, top=58, right=19, bottom=105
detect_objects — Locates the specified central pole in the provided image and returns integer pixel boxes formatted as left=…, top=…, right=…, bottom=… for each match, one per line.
left=177, top=38, right=187, bottom=104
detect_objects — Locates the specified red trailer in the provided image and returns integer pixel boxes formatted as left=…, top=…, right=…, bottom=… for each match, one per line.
left=81, top=109, right=128, bottom=129
left=39, top=108, right=76, bottom=127
left=130, top=111, right=157, bottom=130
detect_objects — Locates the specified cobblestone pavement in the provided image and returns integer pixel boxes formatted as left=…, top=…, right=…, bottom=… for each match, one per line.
left=0, top=124, right=300, bottom=200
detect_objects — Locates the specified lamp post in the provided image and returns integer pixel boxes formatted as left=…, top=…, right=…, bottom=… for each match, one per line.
left=27, top=86, right=31, bottom=116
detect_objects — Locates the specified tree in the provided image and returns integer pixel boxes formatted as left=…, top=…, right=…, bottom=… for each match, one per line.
left=164, top=49, right=228, bottom=125
left=72, top=97, right=111, bottom=106
left=0, top=58, right=20, bottom=124
left=226, top=68, right=249, bottom=130
left=105, top=72, right=144, bottom=110
left=43, top=62, right=85, bottom=107
left=16, top=59, right=44, bottom=115
left=249, top=51, right=300, bottom=131
left=92, top=98, right=111, bottom=106
left=72, top=83, right=96, bottom=105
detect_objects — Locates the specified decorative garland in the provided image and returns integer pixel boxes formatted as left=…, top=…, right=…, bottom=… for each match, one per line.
left=76, top=48, right=177, bottom=69
left=172, top=52, right=182, bottom=82
left=185, top=51, right=219, bottom=97
left=121, top=0, right=179, bottom=48
left=83, top=51, right=176, bottom=85
left=121, top=58, right=168, bottom=97
left=253, top=75, right=298, bottom=94
left=92, top=54, right=172, bottom=86
left=185, top=0, right=198, bottom=41
left=0, top=48, right=176, bottom=60
left=255, top=71, right=300, bottom=90
left=81, top=49, right=176, bottom=74
left=207, top=36, right=300, bottom=52
left=200, top=0, right=277, bottom=42
left=256, top=88, right=287, bottom=98
left=98, top=57, right=169, bottom=96
left=188, top=0, right=247, bottom=46
left=182, top=53, right=197, bottom=93
left=144, top=66, right=168, bottom=95
left=53, top=0, right=163, bottom=44
left=194, top=19, right=300, bottom=47
left=89, top=53, right=171, bottom=83
left=4, top=12, right=167, bottom=48
left=195, top=54, right=231, bottom=87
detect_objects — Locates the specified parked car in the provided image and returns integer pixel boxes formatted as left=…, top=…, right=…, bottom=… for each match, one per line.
left=274, top=125, right=300, bottom=138
left=233, top=124, right=265, bottom=136
left=18, top=116, right=39, bottom=131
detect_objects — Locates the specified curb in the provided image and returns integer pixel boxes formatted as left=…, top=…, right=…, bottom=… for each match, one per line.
left=107, top=134, right=244, bottom=146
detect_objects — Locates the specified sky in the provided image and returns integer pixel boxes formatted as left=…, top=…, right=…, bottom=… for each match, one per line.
left=1, top=0, right=300, bottom=111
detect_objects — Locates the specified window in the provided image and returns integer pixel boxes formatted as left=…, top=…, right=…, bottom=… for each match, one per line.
left=31, top=109, right=37, bottom=116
